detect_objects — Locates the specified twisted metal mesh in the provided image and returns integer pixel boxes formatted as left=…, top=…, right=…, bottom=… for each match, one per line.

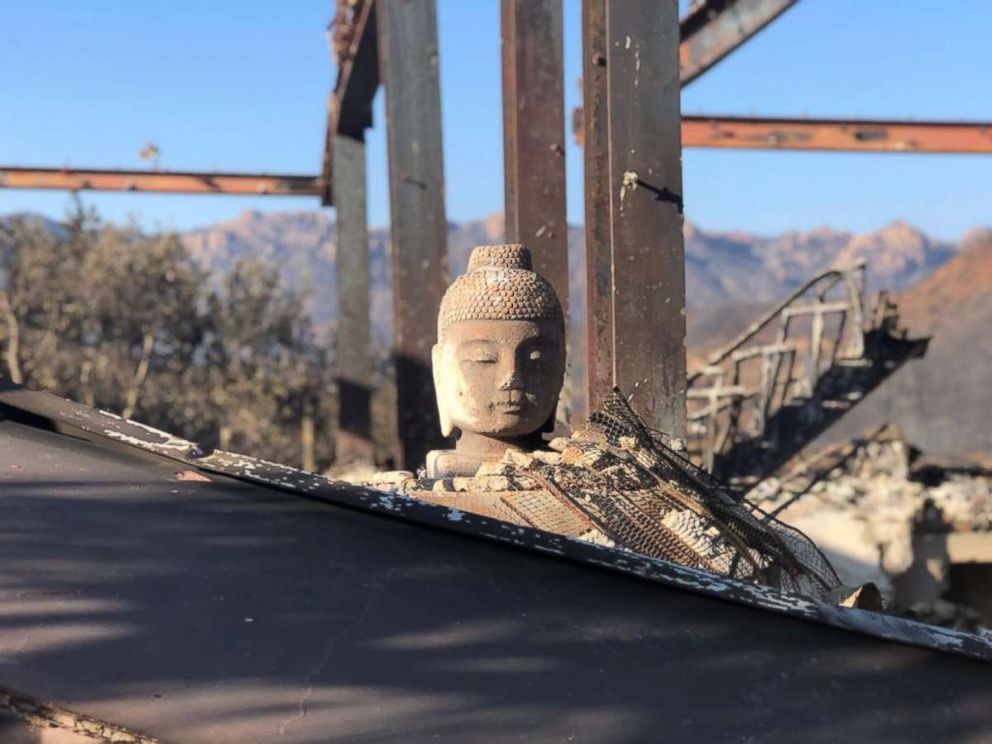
left=512, top=389, right=841, bottom=599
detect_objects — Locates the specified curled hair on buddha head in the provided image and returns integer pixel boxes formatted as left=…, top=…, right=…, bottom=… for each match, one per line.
left=437, top=244, right=565, bottom=341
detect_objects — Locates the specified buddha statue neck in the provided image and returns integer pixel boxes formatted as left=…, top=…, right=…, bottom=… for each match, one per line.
left=427, top=244, right=565, bottom=478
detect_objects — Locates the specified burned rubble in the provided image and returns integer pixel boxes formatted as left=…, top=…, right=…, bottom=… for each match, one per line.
left=749, top=425, right=992, bottom=631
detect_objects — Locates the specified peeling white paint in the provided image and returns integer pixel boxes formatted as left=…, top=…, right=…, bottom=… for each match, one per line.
left=12, top=389, right=992, bottom=663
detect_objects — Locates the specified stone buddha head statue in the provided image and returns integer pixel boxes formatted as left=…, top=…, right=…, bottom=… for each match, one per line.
left=428, top=244, right=565, bottom=477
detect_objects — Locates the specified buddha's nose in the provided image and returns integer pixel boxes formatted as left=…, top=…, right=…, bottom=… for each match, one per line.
left=497, top=361, right=523, bottom=391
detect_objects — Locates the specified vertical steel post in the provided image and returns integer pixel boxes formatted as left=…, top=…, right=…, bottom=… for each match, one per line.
left=378, top=0, right=449, bottom=469
left=500, top=0, right=569, bottom=314
left=581, top=0, right=612, bottom=413
left=606, top=0, right=687, bottom=436
left=332, top=132, right=375, bottom=465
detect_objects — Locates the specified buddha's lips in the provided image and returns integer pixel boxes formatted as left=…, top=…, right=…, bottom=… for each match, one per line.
left=494, top=395, right=525, bottom=413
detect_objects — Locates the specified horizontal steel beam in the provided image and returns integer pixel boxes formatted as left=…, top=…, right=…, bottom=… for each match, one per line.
left=0, top=167, right=320, bottom=196
left=681, top=115, right=992, bottom=153
left=574, top=115, right=992, bottom=154
left=680, top=0, right=797, bottom=86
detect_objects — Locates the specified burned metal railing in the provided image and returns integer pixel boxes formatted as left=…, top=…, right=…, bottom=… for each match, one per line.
left=686, top=263, right=927, bottom=486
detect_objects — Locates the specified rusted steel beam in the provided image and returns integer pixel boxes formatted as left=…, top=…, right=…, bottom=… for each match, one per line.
left=575, top=115, right=992, bottom=153
left=0, top=166, right=319, bottom=196
left=321, top=0, right=380, bottom=205
left=573, top=0, right=794, bottom=148
left=332, top=134, right=375, bottom=466
left=680, top=0, right=797, bottom=86
left=681, top=115, right=992, bottom=153
left=378, top=0, right=449, bottom=469
left=606, top=0, right=687, bottom=437
left=500, top=0, right=569, bottom=316
left=581, top=0, right=612, bottom=414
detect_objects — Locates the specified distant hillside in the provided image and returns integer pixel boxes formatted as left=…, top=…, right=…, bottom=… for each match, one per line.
left=821, top=228, right=992, bottom=455
left=679, top=221, right=956, bottom=354
left=179, top=210, right=955, bottom=342
left=181, top=210, right=507, bottom=345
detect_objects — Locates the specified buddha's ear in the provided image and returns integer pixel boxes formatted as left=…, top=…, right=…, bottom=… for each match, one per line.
left=432, top=344, right=454, bottom=437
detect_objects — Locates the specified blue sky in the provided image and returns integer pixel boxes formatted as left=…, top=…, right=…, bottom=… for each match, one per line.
left=1, top=0, right=989, bottom=239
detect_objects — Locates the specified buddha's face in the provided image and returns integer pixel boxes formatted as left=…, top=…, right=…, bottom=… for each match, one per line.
left=433, top=318, right=565, bottom=439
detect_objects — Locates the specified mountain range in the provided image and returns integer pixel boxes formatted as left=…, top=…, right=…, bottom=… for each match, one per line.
left=182, top=210, right=957, bottom=343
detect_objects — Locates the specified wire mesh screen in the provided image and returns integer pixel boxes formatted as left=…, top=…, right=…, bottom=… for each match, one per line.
left=512, top=389, right=841, bottom=599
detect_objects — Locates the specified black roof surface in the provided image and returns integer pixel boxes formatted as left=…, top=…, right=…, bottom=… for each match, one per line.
left=1, top=390, right=991, bottom=743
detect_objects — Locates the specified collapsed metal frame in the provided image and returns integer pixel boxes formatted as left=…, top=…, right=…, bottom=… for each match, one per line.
left=2, top=0, right=991, bottom=471
left=685, top=265, right=928, bottom=484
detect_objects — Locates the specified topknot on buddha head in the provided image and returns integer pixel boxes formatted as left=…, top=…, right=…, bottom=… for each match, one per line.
left=437, top=244, right=564, bottom=341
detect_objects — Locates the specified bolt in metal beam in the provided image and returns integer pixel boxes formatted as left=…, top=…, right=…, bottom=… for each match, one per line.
left=606, top=0, right=687, bottom=437
left=378, top=0, right=449, bottom=469
left=0, top=167, right=319, bottom=196
left=581, top=0, right=613, bottom=413
left=500, top=0, right=569, bottom=316
left=679, top=0, right=797, bottom=86
left=332, top=133, right=375, bottom=466
left=681, top=115, right=992, bottom=153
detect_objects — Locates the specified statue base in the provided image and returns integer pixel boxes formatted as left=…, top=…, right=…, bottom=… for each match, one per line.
left=425, top=449, right=488, bottom=479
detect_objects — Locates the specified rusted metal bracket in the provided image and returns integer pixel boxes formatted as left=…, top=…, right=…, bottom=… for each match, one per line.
left=321, top=0, right=379, bottom=206
left=680, top=0, right=798, bottom=86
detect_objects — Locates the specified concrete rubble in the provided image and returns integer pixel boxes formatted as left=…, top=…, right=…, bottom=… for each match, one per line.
left=749, top=425, right=992, bottom=631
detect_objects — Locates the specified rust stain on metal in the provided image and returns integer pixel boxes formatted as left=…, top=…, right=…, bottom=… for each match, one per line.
left=0, top=167, right=319, bottom=196
left=174, top=469, right=212, bottom=482
left=575, top=116, right=992, bottom=153
left=681, top=116, right=992, bottom=153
